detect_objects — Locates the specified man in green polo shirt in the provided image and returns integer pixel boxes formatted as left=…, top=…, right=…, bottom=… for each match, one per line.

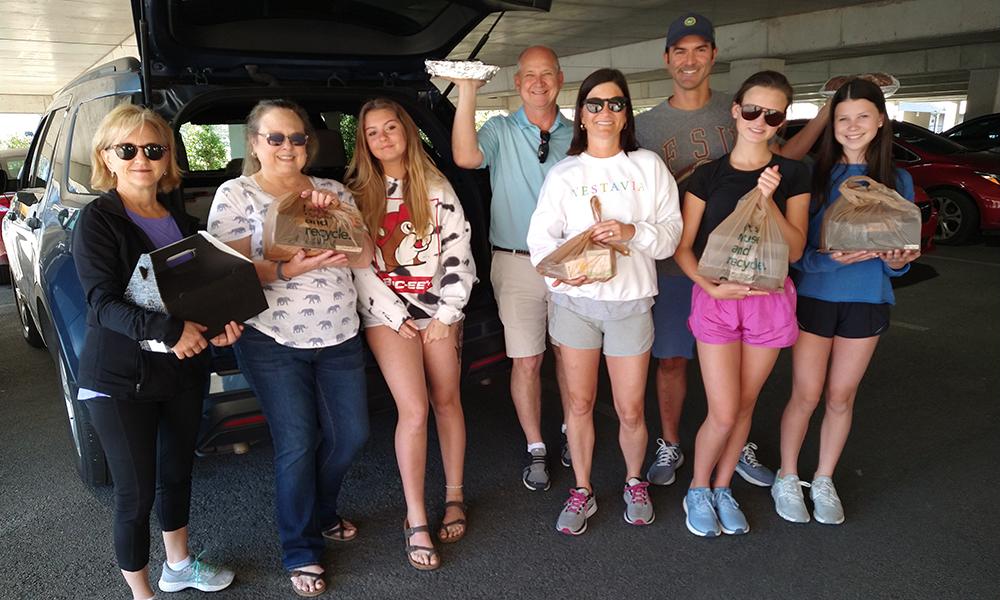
left=448, top=46, right=572, bottom=491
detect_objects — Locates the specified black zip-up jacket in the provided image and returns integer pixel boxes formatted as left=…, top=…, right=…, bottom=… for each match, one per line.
left=73, top=189, right=210, bottom=400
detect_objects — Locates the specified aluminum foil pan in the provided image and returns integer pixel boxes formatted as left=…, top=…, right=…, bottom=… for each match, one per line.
left=425, top=59, right=501, bottom=81
left=820, top=73, right=900, bottom=98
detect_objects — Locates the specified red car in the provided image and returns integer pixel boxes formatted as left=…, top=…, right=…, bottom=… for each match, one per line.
left=891, top=121, right=1000, bottom=244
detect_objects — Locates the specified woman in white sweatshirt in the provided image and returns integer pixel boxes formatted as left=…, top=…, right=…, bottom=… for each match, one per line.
left=527, top=68, right=682, bottom=536
left=347, top=98, right=476, bottom=571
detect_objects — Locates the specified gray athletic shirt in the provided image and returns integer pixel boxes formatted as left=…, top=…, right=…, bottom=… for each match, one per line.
left=636, top=90, right=736, bottom=274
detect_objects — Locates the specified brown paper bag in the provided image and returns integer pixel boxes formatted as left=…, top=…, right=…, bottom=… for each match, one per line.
left=263, top=191, right=367, bottom=261
left=535, top=196, right=630, bottom=282
left=697, top=188, right=789, bottom=291
left=820, top=175, right=921, bottom=252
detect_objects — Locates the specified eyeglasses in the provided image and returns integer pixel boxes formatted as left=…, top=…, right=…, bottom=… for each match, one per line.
left=739, top=104, right=786, bottom=127
left=107, top=143, right=168, bottom=161
left=256, top=132, right=309, bottom=147
left=537, top=130, right=550, bottom=164
left=583, top=96, right=628, bottom=114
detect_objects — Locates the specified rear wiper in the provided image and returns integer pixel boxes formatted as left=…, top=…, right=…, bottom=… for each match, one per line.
left=441, top=11, right=505, bottom=98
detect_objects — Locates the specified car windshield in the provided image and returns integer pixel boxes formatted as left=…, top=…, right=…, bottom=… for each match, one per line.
left=893, top=122, right=968, bottom=155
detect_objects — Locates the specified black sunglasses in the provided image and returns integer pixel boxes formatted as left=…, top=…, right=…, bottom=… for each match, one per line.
left=583, top=96, right=628, bottom=114
left=107, top=143, right=168, bottom=161
left=740, top=104, right=786, bottom=127
left=537, top=130, right=550, bottom=164
left=256, top=131, right=309, bottom=147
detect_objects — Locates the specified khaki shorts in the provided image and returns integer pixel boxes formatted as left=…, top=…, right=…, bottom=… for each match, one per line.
left=549, top=303, right=653, bottom=357
left=491, top=251, right=552, bottom=358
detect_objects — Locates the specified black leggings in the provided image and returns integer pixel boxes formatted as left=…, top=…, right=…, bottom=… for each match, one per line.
left=87, top=390, right=203, bottom=572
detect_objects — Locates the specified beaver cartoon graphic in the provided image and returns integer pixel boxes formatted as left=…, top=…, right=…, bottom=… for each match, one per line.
left=377, top=200, right=434, bottom=272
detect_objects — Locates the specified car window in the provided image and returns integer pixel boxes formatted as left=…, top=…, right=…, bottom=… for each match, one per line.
left=67, top=95, right=132, bottom=194
left=947, top=118, right=995, bottom=140
left=179, top=123, right=239, bottom=172
left=893, top=122, right=967, bottom=155
left=892, top=143, right=920, bottom=162
left=30, top=109, right=68, bottom=188
left=4, top=158, right=25, bottom=178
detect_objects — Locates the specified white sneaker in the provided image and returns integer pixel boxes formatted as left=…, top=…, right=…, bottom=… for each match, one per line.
left=771, top=471, right=810, bottom=523
left=810, top=476, right=845, bottom=525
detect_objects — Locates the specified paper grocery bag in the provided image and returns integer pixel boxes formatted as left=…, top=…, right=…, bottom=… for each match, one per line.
left=820, top=175, right=921, bottom=252
left=125, top=232, right=268, bottom=349
left=535, top=196, right=630, bottom=282
left=697, top=188, right=789, bottom=291
left=263, top=191, right=366, bottom=261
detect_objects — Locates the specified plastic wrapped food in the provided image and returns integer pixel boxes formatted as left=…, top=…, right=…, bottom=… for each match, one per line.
left=425, top=59, right=501, bottom=81
left=697, top=188, right=789, bottom=291
left=820, top=72, right=900, bottom=98
left=820, top=175, right=922, bottom=252
left=263, top=191, right=367, bottom=261
left=535, top=196, right=629, bottom=283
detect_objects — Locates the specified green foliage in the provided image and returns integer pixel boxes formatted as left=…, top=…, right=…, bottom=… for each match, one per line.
left=0, top=134, right=32, bottom=150
left=339, top=114, right=358, bottom=165
left=180, top=124, right=228, bottom=171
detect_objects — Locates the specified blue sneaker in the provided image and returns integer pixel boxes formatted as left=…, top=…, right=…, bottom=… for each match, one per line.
left=735, top=442, right=775, bottom=487
left=712, top=487, right=749, bottom=535
left=158, top=555, right=234, bottom=593
left=683, top=487, right=721, bottom=537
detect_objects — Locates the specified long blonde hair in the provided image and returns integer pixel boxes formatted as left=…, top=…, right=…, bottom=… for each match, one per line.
left=346, top=98, right=443, bottom=238
left=90, top=104, right=181, bottom=192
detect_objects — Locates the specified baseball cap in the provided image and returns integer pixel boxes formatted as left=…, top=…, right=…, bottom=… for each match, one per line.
left=666, top=13, right=715, bottom=50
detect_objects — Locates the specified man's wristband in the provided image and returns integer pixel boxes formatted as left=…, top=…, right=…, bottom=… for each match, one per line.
left=275, top=260, right=292, bottom=282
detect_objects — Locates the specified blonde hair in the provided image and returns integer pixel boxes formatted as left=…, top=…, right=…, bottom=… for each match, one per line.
left=90, top=104, right=181, bottom=192
left=345, top=98, right=442, bottom=238
left=241, top=99, right=318, bottom=176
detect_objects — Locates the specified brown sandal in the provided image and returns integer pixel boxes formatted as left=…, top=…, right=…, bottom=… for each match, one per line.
left=403, top=521, right=441, bottom=571
left=438, top=501, right=468, bottom=544
left=321, top=518, right=358, bottom=542
left=288, top=569, right=326, bottom=597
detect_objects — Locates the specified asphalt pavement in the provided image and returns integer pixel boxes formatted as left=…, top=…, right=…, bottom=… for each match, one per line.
left=1, top=240, right=997, bottom=600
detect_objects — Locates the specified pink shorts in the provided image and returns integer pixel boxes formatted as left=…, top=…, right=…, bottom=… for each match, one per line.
left=688, top=278, right=799, bottom=348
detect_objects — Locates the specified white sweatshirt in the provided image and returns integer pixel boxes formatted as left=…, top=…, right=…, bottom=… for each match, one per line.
left=527, top=149, right=682, bottom=301
left=354, top=176, right=476, bottom=330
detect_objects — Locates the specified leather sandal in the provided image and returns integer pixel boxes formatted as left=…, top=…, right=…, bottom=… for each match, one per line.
left=321, top=518, right=357, bottom=542
left=403, top=521, right=440, bottom=571
left=288, top=569, right=326, bottom=597
left=438, top=501, right=468, bottom=544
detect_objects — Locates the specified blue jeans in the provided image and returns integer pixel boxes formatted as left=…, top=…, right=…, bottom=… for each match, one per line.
left=234, top=327, right=369, bottom=570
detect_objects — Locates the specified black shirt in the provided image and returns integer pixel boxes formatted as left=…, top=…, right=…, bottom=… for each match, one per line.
left=686, top=153, right=810, bottom=258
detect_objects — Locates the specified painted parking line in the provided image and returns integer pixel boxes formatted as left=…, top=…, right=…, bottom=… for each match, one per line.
left=921, top=254, right=1000, bottom=268
left=893, top=320, right=930, bottom=332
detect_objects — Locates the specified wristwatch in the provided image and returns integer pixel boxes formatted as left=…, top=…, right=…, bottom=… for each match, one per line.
left=275, top=260, right=292, bottom=282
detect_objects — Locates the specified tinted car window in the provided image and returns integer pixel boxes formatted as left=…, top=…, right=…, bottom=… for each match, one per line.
left=67, top=95, right=132, bottom=194
left=948, top=117, right=997, bottom=139
left=893, top=122, right=967, bottom=155
left=31, top=109, right=68, bottom=188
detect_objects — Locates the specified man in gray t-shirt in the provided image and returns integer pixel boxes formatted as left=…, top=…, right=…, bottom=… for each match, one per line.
left=636, top=12, right=828, bottom=491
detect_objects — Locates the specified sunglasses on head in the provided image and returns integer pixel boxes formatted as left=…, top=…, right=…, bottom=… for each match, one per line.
left=537, top=130, right=550, bottom=164
left=739, top=104, right=786, bottom=127
left=583, top=96, right=628, bottom=114
left=256, top=131, right=309, bottom=146
left=107, top=143, right=168, bottom=161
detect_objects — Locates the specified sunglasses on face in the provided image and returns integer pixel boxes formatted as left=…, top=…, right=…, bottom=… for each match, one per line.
left=739, top=104, right=786, bottom=127
left=107, top=143, right=168, bottom=161
left=537, top=130, right=550, bottom=164
left=256, top=131, right=309, bottom=146
left=583, top=96, right=628, bottom=114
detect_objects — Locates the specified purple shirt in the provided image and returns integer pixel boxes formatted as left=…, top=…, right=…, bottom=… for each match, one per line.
left=126, top=208, right=184, bottom=249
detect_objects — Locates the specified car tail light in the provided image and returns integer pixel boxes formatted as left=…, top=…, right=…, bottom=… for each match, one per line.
left=468, top=351, right=508, bottom=372
left=223, top=414, right=266, bottom=429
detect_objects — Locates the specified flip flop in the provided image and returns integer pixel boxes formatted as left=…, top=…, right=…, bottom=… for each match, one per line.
left=321, top=518, right=358, bottom=542
left=288, top=569, right=325, bottom=598
left=438, top=501, right=468, bottom=544
left=403, top=521, right=440, bottom=571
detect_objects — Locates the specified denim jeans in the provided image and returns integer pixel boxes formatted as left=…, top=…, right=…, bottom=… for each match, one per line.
left=234, top=327, right=369, bottom=570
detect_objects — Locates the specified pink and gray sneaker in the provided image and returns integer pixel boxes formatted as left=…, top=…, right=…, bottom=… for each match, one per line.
left=623, top=478, right=654, bottom=525
left=556, top=487, right=597, bottom=535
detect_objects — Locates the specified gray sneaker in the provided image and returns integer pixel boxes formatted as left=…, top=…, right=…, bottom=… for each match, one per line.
left=556, top=487, right=597, bottom=535
left=560, top=430, right=572, bottom=468
left=735, top=442, right=775, bottom=487
left=622, top=478, right=654, bottom=525
left=646, top=438, right=684, bottom=485
left=811, top=476, right=845, bottom=525
left=158, top=556, right=235, bottom=593
left=771, top=471, right=811, bottom=523
left=522, top=447, right=550, bottom=491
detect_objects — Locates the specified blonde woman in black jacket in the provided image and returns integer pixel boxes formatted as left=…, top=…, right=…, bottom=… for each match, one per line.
left=73, top=104, right=240, bottom=600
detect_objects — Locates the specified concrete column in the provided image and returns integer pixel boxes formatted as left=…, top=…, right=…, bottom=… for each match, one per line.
left=725, top=58, right=787, bottom=94
left=965, top=68, right=1000, bottom=120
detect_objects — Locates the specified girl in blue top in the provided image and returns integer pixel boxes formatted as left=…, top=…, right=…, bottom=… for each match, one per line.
left=772, top=79, right=920, bottom=526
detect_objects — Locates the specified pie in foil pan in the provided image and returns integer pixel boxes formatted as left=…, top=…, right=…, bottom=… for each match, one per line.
left=820, top=73, right=900, bottom=98
left=425, top=59, right=501, bottom=81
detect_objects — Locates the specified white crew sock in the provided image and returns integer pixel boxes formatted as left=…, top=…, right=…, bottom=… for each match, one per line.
left=527, top=442, right=547, bottom=454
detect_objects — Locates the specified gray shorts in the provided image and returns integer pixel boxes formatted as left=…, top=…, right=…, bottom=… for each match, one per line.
left=548, top=303, right=653, bottom=357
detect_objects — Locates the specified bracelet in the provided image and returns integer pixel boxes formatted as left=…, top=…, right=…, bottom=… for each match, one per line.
left=275, top=260, right=292, bottom=282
